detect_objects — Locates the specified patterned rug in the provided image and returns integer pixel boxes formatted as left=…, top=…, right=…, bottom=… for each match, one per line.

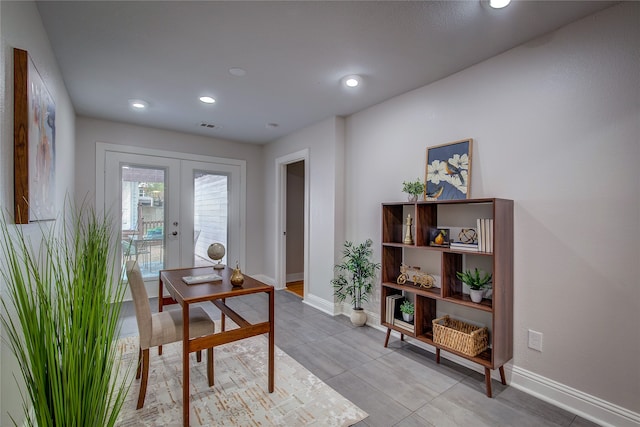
left=115, top=335, right=367, bottom=426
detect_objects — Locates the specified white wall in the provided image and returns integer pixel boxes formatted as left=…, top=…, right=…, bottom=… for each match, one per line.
left=75, top=116, right=266, bottom=275
left=0, top=1, right=77, bottom=425
left=263, top=116, right=345, bottom=307
left=344, top=2, right=639, bottom=423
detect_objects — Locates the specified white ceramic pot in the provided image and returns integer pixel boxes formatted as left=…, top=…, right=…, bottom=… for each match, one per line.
left=350, top=308, right=367, bottom=326
left=402, top=312, right=414, bottom=323
left=469, top=289, right=484, bottom=303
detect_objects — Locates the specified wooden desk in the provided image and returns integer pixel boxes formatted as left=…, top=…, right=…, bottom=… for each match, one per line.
left=159, top=266, right=275, bottom=427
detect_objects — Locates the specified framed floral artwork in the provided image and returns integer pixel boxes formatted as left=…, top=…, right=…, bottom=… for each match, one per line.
left=425, top=139, right=472, bottom=200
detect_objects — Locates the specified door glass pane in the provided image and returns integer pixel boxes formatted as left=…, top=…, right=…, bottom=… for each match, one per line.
left=193, top=172, right=228, bottom=267
left=121, top=165, right=166, bottom=279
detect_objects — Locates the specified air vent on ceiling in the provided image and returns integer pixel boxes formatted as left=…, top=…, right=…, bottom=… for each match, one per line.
left=200, top=122, right=216, bottom=128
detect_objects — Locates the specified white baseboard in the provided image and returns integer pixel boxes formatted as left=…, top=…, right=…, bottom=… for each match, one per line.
left=302, top=293, right=337, bottom=316
left=510, top=366, right=640, bottom=427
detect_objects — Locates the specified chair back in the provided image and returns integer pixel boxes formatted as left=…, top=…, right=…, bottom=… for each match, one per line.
left=125, top=260, right=152, bottom=349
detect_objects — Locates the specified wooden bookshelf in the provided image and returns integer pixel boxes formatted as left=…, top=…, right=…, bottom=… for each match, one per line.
left=380, top=198, right=513, bottom=397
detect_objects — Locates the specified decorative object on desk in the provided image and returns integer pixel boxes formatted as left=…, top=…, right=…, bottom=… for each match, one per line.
left=0, top=201, right=130, bottom=426
left=331, top=239, right=380, bottom=326
left=403, top=213, right=414, bottom=245
left=230, top=261, right=245, bottom=286
left=399, top=300, right=414, bottom=323
left=402, top=178, right=425, bottom=202
left=456, top=268, right=492, bottom=303
left=429, top=228, right=449, bottom=247
left=207, top=242, right=226, bottom=269
left=13, top=48, right=57, bottom=223
left=425, top=138, right=473, bottom=200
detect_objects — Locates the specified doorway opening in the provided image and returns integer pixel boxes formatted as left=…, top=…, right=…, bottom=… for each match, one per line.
left=275, top=149, right=309, bottom=298
left=285, top=160, right=305, bottom=297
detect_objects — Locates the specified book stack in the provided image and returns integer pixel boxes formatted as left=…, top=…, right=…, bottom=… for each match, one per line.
left=476, top=218, right=494, bottom=253
left=385, top=295, right=404, bottom=324
left=393, top=317, right=415, bottom=333
left=450, top=241, right=479, bottom=252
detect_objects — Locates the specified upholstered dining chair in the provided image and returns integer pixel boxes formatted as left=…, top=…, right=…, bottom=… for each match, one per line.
left=125, top=260, right=216, bottom=409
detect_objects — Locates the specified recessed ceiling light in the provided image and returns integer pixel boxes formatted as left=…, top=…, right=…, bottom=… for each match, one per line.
left=199, top=96, right=216, bottom=104
left=129, top=99, right=148, bottom=110
left=341, top=74, right=362, bottom=88
left=489, top=0, right=511, bottom=9
left=229, top=67, right=247, bottom=77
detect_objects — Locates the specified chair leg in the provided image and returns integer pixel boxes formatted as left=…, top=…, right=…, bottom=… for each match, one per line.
left=137, top=349, right=150, bottom=409
left=136, top=347, right=142, bottom=379
left=207, top=347, right=214, bottom=387
left=197, top=350, right=202, bottom=363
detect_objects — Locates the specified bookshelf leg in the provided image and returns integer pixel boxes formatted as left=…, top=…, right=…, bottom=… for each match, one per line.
left=484, top=367, right=493, bottom=398
left=384, top=328, right=391, bottom=348
left=499, top=366, right=507, bottom=385
left=435, top=348, right=440, bottom=364
left=400, top=333, right=404, bottom=341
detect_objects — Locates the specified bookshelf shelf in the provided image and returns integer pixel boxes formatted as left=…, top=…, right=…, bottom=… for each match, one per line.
left=380, top=198, right=513, bottom=397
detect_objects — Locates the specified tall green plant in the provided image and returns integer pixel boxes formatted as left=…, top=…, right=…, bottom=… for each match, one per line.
left=0, top=202, right=130, bottom=427
left=331, top=239, right=380, bottom=310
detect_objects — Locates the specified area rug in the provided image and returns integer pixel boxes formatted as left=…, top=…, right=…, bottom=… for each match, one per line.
left=115, top=335, right=367, bottom=426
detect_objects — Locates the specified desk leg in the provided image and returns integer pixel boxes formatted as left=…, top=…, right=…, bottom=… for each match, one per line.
left=268, top=289, right=274, bottom=393
left=221, top=298, right=226, bottom=332
left=182, top=302, right=190, bottom=427
left=158, top=276, right=164, bottom=355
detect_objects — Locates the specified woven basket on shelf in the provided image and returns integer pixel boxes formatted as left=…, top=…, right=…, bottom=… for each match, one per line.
left=432, top=315, right=488, bottom=357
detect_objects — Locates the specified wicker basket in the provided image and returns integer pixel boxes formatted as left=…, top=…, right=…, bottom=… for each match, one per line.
left=432, top=315, right=488, bottom=357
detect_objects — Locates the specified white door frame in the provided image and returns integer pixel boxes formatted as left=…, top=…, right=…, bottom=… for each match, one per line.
left=275, top=149, right=309, bottom=294
left=96, top=142, right=247, bottom=270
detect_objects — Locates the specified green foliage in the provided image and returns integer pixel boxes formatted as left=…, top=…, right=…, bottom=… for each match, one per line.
left=0, top=200, right=131, bottom=427
left=402, top=179, right=425, bottom=196
left=456, top=268, right=492, bottom=290
left=400, top=300, right=414, bottom=315
left=331, top=239, right=380, bottom=310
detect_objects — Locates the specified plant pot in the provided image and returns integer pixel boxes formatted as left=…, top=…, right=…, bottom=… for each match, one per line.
left=350, top=308, right=367, bottom=326
left=469, top=289, right=484, bottom=303
left=402, top=312, right=414, bottom=323
left=407, top=194, right=418, bottom=203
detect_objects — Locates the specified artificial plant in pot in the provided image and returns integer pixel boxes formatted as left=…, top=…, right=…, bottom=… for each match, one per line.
left=456, top=268, right=492, bottom=303
left=0, top=202, right=131, bottom=426
left=331, top=239, right=380, bottom=326
left=402, top=179, right=425, bottom=202
left=399, top=300, right=414, bottom=323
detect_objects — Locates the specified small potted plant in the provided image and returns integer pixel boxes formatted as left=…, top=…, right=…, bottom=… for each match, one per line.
left=456, top=268, right=492, bottom=303
left=399, top=300, right=414, bottom=323
left=331, top=239, right=381, bottom=326
left=402, top=179, right=425, bottom=202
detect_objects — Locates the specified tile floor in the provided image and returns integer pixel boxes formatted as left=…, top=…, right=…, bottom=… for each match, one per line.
left=118, top=289, right=601, bottom=427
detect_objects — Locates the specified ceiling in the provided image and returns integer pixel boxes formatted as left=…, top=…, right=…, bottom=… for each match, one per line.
left=36, top=1, right=614, bottom=144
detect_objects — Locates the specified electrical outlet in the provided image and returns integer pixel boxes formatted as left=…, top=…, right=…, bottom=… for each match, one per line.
left=528, top=329, right=543, bottom=352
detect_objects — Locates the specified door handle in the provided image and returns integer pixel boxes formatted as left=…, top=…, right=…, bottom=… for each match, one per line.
left=172, top=231, right=178, bottom=236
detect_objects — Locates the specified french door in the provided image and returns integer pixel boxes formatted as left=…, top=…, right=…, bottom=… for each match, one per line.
left=97, top=143, right=245, bottom=297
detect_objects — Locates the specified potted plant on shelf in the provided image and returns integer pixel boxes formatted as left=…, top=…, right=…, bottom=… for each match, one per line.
left=400, top=300, right=414, bottom=323
left=331, top=239, right=381, bottom=326
left=0, top=202, right=130, bottom=426
left=402, top=179, right=425, bottom=202
left=456, top=268, right=492, bottom=303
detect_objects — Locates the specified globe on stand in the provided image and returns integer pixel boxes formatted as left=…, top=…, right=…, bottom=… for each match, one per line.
left=207, top=243, right=226, bottom=270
